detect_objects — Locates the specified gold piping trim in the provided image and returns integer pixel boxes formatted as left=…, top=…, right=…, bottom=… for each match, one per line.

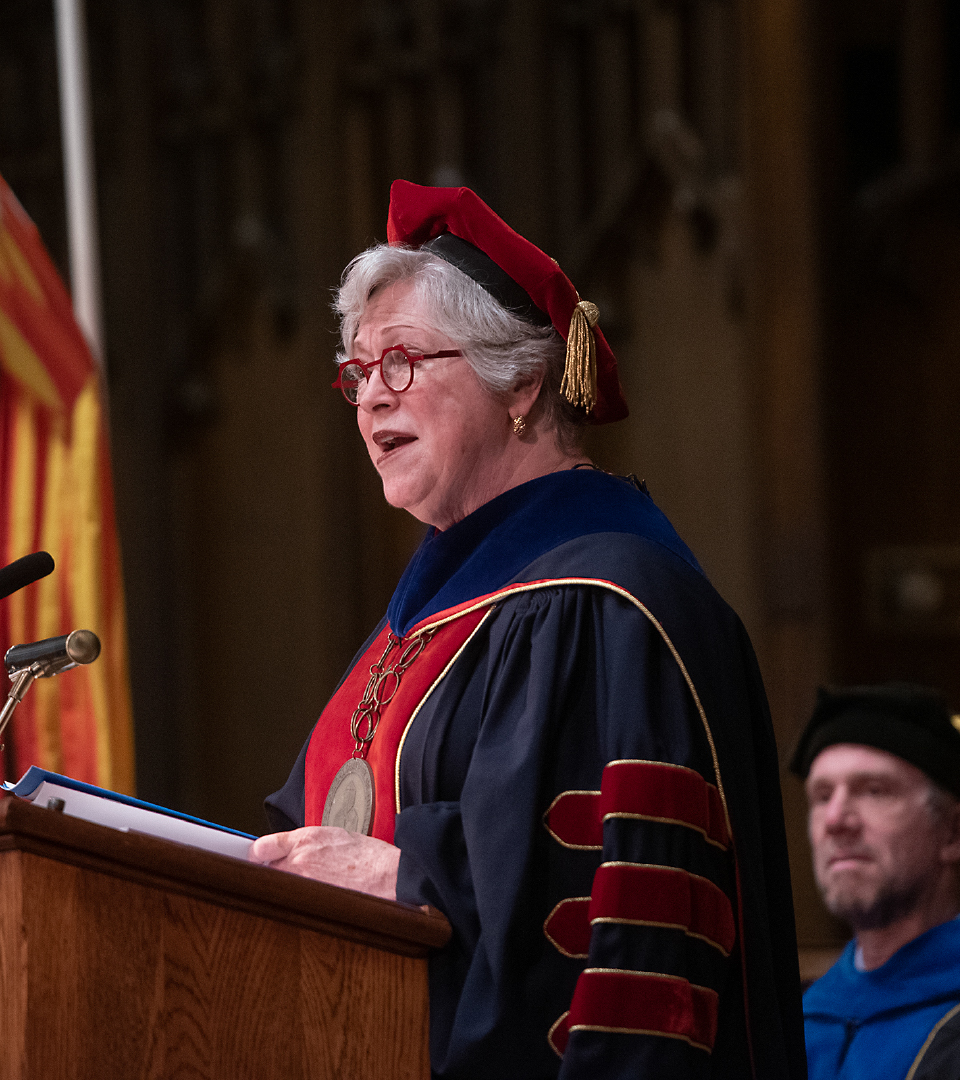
left=589, top=918, right=730, bottom=958
left=601, top=759, right=728, bottom=844
left=688, top=929, right=730, bottom=954
left=606, top=756, right=715, bottom=777
left=567, top=1024, right=711, bottom=1054
left=546, top=971, right=718, bottom=1059
left=401, top=577, right=732, bottom=837
left=543, top=896, right=591, bottom=958
left=544, top=863, right=733, bottom=958
left=571, top=966, right=717, bottom=1055
left=546, top=838, right=602, bottom=851
left=905, top=1001, right=960, bottom=1080
left=610, top=600, right=730, bottom=834
left=393, top=608, right=495, bottom=813
left=599, top=860, right=724, bottom=885
left=543, top=788, right=602, bottom=849
left=602, top=811, right=728, bottom=850
left=547, top=1011, right=570, bottom=1059
left=581, top=967, right=717, bottom=993
left=596, top=862, right=734, bottom=952
left=592, top=916, right=685, bottom=933
left=545, top=788, right=601, bottom=806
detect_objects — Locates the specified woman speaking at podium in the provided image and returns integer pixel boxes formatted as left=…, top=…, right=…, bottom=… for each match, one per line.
left=255, top=181, right=805, bottom=1080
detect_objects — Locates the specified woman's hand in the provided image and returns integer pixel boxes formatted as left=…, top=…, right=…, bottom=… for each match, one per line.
left=248, top=826, right=401, bottom=901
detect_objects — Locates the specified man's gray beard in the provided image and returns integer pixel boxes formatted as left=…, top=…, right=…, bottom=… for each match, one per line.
left=822, top=876, right=926, bottom=932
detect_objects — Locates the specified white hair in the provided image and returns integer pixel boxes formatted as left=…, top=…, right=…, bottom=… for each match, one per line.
left=333, top=244, right=582, bottom=446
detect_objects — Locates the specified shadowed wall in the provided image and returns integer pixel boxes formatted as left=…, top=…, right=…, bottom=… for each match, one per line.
left=2, top=0, right=958, bottom=957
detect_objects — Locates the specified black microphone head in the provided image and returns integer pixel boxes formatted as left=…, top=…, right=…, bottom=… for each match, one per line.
left=0, top=552, right=55, bottom=601
left=5, top=633, right=69, bottom=674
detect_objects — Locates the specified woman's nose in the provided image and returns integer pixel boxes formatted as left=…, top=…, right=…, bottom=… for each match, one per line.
left=357, top=365, right=396, bottom=410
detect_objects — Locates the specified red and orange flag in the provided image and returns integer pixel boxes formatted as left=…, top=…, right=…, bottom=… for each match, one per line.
left=0, top=173, right=133, bottom=792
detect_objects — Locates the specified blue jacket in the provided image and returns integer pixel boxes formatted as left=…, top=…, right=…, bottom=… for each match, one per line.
left=804, top=918, right=960, bottom=1079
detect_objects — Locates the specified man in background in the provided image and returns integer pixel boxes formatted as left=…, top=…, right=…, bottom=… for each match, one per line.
left=792, top=683, right=960, bottom=1080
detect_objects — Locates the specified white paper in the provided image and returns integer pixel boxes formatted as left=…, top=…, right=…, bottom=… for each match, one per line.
left=27, top=780, right=253, bottom=860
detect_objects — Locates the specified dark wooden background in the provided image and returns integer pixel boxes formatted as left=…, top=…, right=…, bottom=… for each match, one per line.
left=2, top=0, right=958, bottom=950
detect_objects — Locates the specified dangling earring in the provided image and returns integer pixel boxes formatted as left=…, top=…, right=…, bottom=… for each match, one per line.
left=513, top=414, right=527, bottom=438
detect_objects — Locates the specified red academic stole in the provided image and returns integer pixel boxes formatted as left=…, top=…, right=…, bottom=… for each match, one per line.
left=304, top=604, right=490, bottom=842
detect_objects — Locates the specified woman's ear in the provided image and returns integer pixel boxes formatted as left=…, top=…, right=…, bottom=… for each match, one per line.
left=510, top=370, right=546, bottom=417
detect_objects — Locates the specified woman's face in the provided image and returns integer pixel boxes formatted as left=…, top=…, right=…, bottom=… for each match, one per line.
left=351, top=278, right=516, bottom=530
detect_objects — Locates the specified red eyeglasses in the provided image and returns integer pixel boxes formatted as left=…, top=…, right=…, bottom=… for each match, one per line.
left=332, top=344, right=463, bottom=404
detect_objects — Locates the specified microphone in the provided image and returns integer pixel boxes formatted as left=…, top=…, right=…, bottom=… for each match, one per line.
left=0, top=552, right=55, bottom=601
left=4, top=629, right=101, bottom=677
left=0, top=629, right=101, bottom=748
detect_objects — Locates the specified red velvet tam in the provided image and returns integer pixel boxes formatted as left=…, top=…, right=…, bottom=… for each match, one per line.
left=386, top=179, right=629, bottom=425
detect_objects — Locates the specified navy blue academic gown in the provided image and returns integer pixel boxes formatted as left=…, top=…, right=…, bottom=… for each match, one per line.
left=267, top=469, right=806, bottom=1080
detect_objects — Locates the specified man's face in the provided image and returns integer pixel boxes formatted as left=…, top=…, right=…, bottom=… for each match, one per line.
left=806, top=743, right=957, bottom=930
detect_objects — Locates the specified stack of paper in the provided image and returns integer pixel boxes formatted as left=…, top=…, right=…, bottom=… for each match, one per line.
left=3, top=767, right=254, bottom=859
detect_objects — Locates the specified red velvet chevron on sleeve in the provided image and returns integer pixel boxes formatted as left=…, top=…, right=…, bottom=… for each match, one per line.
left=543, top=897, right=592, bottom=958
left=542, top=761, right=729, bottom=851
left=600, top=760, right=730, bottom=849
left=548, top=970, right=720, bottom=1056
left=543, top=863, right=735, bottom=958
left=543, top=789, right=602, bottom=848
left=591, top=863, right=736, bottom=954
left=543, top=759, right=736, bottom=1060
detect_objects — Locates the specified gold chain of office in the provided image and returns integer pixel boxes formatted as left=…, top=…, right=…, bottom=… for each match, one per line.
left=350, top=629, right=436, bottom=757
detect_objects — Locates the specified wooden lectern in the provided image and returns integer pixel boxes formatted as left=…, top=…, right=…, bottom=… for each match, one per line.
left=0, top=796, right=450, bottom=1079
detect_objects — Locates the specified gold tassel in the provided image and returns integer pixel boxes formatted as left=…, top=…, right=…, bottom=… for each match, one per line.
left=561, top=300, right=599, bottom=412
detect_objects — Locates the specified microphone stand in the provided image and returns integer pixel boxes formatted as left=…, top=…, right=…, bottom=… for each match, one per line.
left=0, top=665, right=41, bottom=751
left=0, top=629, right=102, bottom=751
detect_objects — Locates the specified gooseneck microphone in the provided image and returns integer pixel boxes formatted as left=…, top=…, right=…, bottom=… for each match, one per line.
left=4, top=629, right=101, bottom=677
left=0, top=551, right=55, bottom=601
left=0, top=628, right=102, bottom=748
left=0, top=552, right=102, bottom=748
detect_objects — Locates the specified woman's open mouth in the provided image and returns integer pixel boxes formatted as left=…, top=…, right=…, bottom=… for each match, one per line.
left=373, top=430, right=417, bottom=463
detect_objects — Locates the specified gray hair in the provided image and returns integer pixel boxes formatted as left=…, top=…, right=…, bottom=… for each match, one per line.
left=334, top=244, right=583, bottom=448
